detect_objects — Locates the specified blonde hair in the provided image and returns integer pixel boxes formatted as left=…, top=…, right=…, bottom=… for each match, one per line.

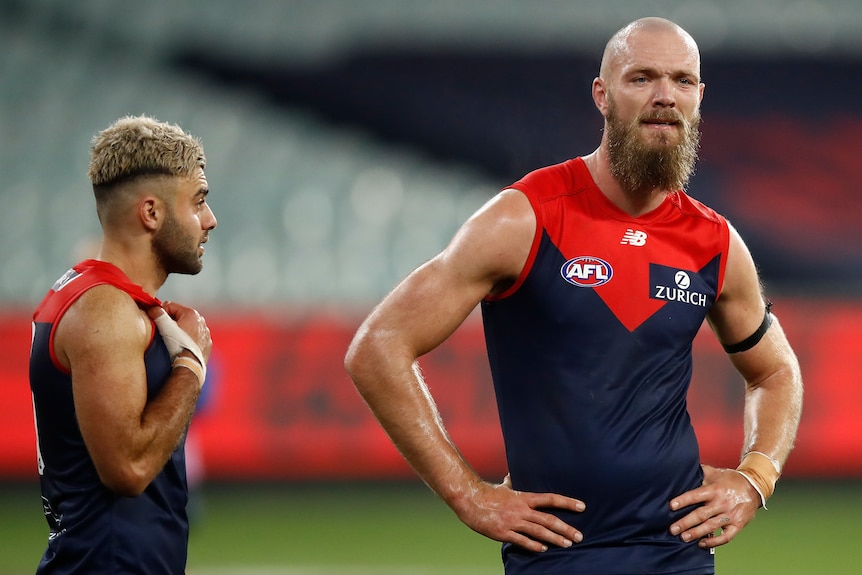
left=88, top=115, right=205, bottom=201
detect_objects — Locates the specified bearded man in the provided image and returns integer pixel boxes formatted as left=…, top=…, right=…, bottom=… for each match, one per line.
left=30, top=115, right=217, bottom=574
left=345, top=17, right=802, bottom=575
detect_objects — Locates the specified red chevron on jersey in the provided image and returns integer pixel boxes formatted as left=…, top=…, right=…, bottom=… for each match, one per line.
left=482, top=156, right=729, bottom=574
left=507, top=157, right=729, bottom=332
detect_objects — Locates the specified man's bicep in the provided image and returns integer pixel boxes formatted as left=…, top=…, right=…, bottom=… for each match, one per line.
left=708, top=226, right=768, bottom=347
left=60, top=289, right=150, bottom=458
left=358, top=189, right=535, bottom=359
left=397, top=189, right=535, bottom=354
left=361, top=257, right=486, bottom=361
left=450, top=188, right=536, bottom=294
left=725, top=317, right=797, bottom=385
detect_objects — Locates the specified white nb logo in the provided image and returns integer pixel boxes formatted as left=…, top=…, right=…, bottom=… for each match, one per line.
left=620, top=229, right=647, bottom=246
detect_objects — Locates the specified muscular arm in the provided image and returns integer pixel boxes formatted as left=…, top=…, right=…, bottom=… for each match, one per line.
left=709, top=227, right=802, bottom=469
left=56, top=286, right=207, bottom=496
left=345, top=189, right=585, bottom=552
left=669, top=223, right=803, bottom=548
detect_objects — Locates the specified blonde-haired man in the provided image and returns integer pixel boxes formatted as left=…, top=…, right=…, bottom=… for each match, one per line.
left=30, top=115, right=217, bottom=574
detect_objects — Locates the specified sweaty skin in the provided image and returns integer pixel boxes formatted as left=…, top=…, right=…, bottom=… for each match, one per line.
left=345, top=17, right=802, bottom=557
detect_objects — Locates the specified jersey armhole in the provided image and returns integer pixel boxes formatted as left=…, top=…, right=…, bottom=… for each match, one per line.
left=46, top=291, right=89, bottom=375
left=485, top=187, right=543, bottom=302
left=714, top=217, right=731, bottom=301
left=46, top=281, right=159, bottom=373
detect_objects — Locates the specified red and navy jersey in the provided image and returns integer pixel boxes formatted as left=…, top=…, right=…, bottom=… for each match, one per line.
left=30, top=260, right=190, bottom=574
left=481, top=158, right=729, bottom=574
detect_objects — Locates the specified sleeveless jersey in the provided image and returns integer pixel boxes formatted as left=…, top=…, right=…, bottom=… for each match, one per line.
left=30, top=260, right=190, bottom=574
left=481, top=158, right=729, bottom=574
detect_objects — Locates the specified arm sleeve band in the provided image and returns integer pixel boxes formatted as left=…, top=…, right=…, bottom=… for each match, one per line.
left=722, top=304, right=774, bottom=354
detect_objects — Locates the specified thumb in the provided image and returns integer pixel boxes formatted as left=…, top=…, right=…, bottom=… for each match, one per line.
left=701, top=464, right=720, bottom=484
left=147, top=305, right=167, bottom=321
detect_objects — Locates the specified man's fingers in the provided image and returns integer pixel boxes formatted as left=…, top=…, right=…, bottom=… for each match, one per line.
left=669, top=485, right=708, bottom=513
left=699, top=524, right=738, bottom=548
left=669, top=500, right=714, bottom=538
left=146, top=305, right=166, bottom=320
left=512, top=490, right=586, bottom=547
left=465, top=482, right=587, bottom=552
left=520, top=499, right=584, bottom=546
left=502, top=512, right=579, bottom=551
left=152, top=310, right=207, bottom=367
left=674, top=515, right=718, bottom=543
left=525, top=491, right=586, bottom=513
left=516, top=524, right=571, bottom=550
left=532, top=513, right=578, bottom=544
left=506, top=531, right=549, bottom=554
left=669, top=467, right=759, bottom=550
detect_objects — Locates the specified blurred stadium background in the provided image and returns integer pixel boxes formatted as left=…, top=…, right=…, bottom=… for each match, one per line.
left=1, top=0, right=861, bottom=573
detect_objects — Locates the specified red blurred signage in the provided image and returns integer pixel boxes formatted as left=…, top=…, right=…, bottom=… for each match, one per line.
left=1, top=298, right=859, bottom=481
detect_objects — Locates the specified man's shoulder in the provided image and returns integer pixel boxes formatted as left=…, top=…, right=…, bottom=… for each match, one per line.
left=672, top=191, right=726, bottom=226
left=61, top=285, right=150, bottom=343
left=511, top=157, right=590, bottom=203
left=73, top=282, right=144, bottom=313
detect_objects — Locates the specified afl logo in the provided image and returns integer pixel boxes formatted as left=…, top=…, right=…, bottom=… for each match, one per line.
left=561, top=256, right=613, bottom=287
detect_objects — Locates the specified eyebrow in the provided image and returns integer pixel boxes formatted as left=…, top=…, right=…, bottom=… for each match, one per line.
left=628, top=66, right=699, bottom=81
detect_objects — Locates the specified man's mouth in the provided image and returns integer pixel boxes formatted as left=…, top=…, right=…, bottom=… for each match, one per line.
left=642, top=114, right=682, bottom=127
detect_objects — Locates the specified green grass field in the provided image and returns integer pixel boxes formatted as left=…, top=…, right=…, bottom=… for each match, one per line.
left=2, top=480, right=860, bottom=574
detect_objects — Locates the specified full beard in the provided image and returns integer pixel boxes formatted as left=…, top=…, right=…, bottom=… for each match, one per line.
left=606, top=103, right=701, bottom=196
left=153, top=210, right=204, bottom=276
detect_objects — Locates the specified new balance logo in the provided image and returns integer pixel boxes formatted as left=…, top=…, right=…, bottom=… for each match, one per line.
left=620, top=229, right=647, bottom=246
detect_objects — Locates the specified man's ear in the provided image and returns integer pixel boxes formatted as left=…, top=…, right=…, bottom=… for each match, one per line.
left=592, top=77, right=610, bottom=117
left=140, top=196, right=162, bottom=231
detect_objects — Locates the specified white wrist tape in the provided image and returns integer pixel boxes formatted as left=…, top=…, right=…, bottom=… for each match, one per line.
left=153, top=312, right=207, bottom=382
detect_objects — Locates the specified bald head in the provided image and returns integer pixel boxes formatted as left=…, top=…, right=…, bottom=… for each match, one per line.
left=600, top=18, right=700, bottom=81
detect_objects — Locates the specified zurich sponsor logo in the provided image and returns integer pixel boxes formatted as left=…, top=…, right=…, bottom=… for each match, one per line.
left=561, top=256, right=613, bottom=287
left=674, top=271, right=691, bottom=289
left=652, top=269, right=708, bottom=307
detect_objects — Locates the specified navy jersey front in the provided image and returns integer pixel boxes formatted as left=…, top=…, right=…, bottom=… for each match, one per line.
left=29, top=260, right=190, bottom=574
left=481, top=158, right=729, bottom=574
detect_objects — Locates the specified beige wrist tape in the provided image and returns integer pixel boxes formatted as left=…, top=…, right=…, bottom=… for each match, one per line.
left=172, top=356, right=205, bottom=389
left=735, top=451, right=781, bottom=509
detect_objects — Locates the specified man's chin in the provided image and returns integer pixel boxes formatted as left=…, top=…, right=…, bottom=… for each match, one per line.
left=640, top=132, right=681, bottom=149
left=167, top=262, right=204, bottom=276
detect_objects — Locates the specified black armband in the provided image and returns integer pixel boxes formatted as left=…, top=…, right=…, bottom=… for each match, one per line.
left=722, top=303, right=774, bottom=354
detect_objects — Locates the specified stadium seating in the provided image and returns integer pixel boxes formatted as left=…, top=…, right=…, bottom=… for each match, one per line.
left=2, top=0, right=861, bottom=305
left=0, top=2, right=497, bottom=305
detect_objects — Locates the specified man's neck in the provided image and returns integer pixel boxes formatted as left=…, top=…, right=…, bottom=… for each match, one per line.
left=582, top=148, right=671, bottom=217
left=97, top=239, right=166, bottom=297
